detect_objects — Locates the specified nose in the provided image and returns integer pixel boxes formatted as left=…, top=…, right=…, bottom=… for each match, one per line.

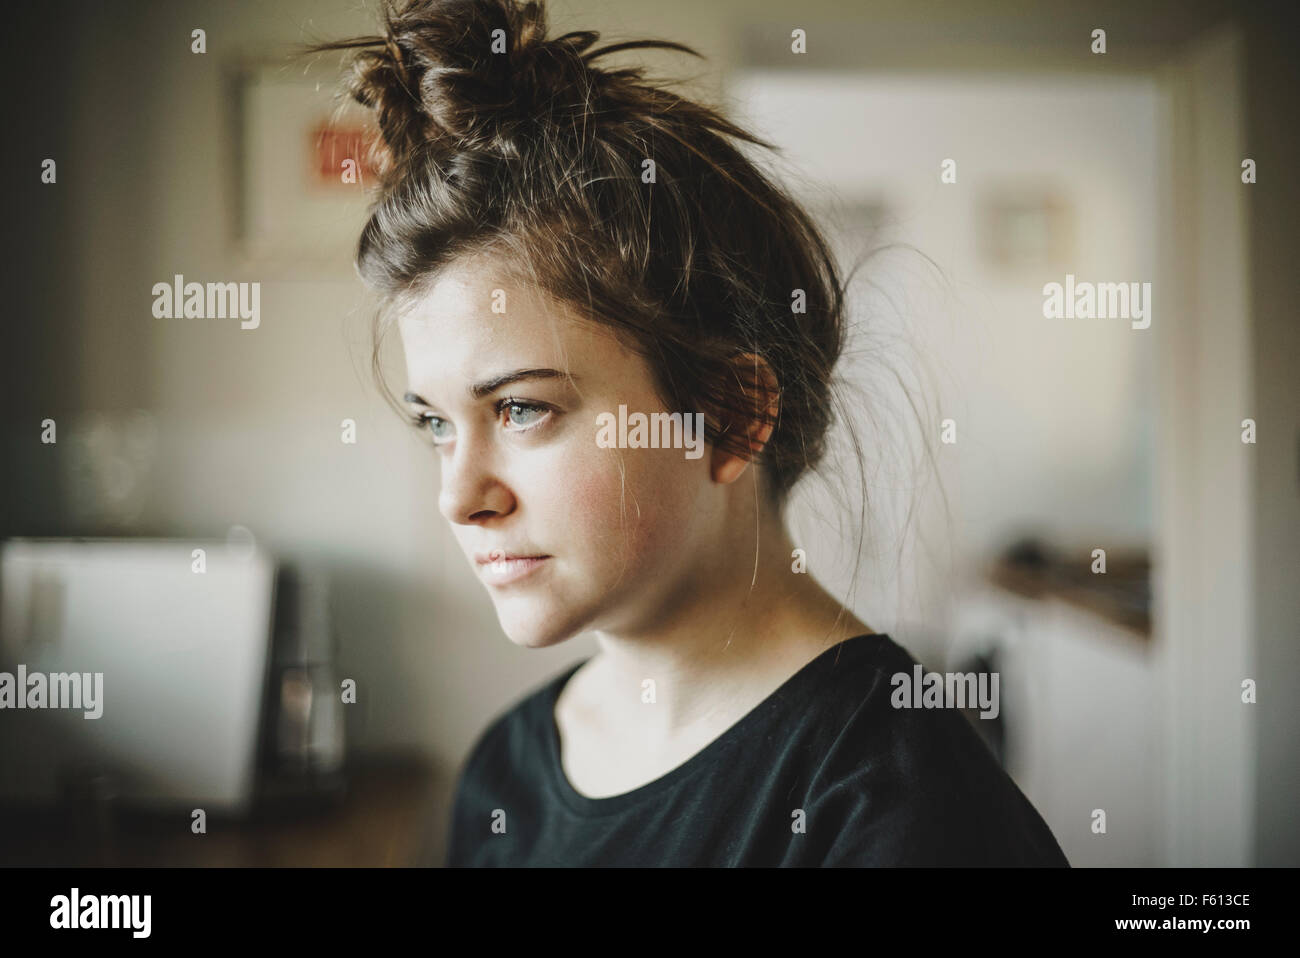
left=438, top=438, right=515, bottom=525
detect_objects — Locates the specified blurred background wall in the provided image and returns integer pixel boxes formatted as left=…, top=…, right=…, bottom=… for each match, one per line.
left=2, top=0, right=1296, bottom=866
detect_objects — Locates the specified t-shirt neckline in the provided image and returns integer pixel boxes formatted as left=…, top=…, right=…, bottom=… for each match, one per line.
left=543, top=632, right=884, bottom=817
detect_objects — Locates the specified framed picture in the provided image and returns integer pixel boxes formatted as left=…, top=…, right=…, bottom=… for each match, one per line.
left=976, top=187, right=1075, bottom=272
left=227, top=56, right=381, bottom=276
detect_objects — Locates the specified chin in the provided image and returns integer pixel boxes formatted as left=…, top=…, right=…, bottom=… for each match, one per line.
left=492, top=598, right=590, bottom=649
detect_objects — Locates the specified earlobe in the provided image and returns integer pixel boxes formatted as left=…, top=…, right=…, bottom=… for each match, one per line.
left=710, top=442, right=749, bottom=485
left=710, top=413, right=777, bottom=485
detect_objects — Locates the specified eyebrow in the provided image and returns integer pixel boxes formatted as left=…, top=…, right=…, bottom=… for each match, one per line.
left=403, top=368, right=574, bottom=407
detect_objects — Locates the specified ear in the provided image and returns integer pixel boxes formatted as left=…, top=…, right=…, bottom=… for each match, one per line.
left=710, top=352, right=781, bottom=486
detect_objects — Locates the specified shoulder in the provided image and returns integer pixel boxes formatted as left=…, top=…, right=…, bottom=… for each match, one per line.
left=454, top=659, right=582, bottom=783
left=799, top=635, right=1068, bottom=866
left=444, top=660, right=584, bottom=866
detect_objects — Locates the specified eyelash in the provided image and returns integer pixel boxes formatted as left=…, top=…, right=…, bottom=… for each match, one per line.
left=407, top=398, right=553, bottom=445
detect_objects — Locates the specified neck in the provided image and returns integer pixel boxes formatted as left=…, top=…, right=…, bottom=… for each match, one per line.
left=586, top=484, right=872, bottom=739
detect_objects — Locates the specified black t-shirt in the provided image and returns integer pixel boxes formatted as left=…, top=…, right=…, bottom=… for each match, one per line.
left=445, top=633, right=1069, bottom=866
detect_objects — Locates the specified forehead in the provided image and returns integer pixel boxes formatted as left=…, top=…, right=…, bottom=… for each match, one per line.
left=397, top=254, right=613, bottom=388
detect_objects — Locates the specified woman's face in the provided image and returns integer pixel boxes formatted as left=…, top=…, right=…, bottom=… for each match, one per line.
left=397, top=252, right=723, bottom=648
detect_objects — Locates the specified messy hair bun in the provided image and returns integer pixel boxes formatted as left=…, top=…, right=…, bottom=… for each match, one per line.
left=304, top=0, right=852, bottom=504
left=320, top=0, right=697, bottom=176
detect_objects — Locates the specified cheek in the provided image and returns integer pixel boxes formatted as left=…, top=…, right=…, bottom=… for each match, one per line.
left=561, top=446, right=701, bottom=571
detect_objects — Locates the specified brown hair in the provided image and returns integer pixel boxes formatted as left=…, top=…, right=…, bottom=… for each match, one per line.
left=301, top=0, right=852, bottom=506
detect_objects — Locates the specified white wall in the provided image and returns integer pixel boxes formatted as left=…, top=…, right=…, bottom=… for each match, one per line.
left=730, top=72, right=1159, bottom=649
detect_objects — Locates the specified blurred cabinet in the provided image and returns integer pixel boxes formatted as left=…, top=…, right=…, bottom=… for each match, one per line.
left=950, top=583, right=1162, bottom=866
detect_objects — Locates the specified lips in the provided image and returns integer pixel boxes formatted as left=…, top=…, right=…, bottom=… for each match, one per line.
left=475, top=550, right=551, bottom=586
left=474, top=549, right=548, bottom=565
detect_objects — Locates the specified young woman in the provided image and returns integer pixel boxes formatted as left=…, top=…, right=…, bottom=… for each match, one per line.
left=308, top=0, right=1068, bottom=867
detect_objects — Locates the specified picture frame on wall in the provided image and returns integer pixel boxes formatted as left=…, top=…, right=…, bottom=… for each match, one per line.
left=976, top=187, right=1075, bottom=273
left=226, top=56, right=380, bottom=277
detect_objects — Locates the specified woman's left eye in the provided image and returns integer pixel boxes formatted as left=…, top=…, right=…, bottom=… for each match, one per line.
left=499, top=400, right=550, bottom=430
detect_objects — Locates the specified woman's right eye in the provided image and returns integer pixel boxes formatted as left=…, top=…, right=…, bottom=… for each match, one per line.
left=412, top=414, right=455, bottom=445
left=429, top=417, right=454, bottom=442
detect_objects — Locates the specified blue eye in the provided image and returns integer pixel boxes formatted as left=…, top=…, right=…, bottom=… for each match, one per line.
left=410, top=414, right=454, bottom=444
left=428, top=417, right=455, bottom=441
left=502, top=401, right=547, bottom=428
